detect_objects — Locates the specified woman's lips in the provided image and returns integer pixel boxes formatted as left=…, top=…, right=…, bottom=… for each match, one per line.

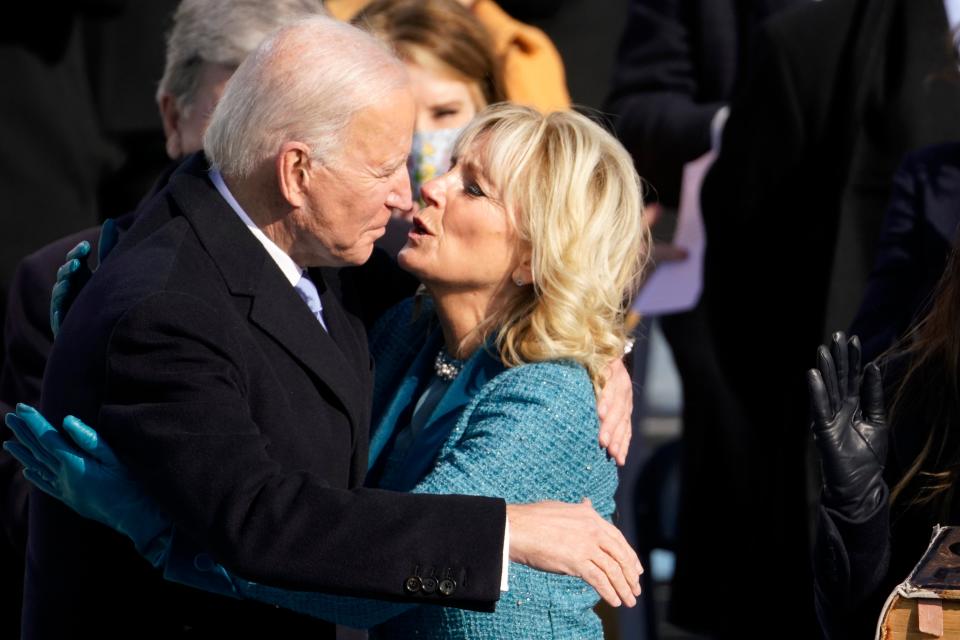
left=411, top=216, right=433, bottom=236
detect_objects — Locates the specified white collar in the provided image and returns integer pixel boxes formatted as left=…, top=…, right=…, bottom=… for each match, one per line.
left=209, top=168, right=304, bottom=287
left=946, top=0, right=960, bottom=35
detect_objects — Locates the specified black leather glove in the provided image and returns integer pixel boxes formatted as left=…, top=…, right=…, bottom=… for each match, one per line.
left=807, top=332, right=889, bottom=520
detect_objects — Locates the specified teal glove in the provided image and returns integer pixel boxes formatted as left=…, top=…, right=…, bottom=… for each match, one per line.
left=3, top=404, right=172, bottom=566
left=50, top=218, right=119, bottom=336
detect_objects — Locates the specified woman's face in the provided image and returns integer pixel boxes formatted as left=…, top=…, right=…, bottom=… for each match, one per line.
left=397, top=141, right=526, bottom=297
left=406, top=62, right=481, bottom=132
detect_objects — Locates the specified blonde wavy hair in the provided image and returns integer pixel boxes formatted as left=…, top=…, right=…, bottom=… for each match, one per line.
left=455, top=103, right=650, bottom=392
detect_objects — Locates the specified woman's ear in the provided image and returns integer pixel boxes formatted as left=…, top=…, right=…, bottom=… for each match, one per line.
left=512, top=253, right=533, bottom=287
left=276, top=142, right=313, bottom=208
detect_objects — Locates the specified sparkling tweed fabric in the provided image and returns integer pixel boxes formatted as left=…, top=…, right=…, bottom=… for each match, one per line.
left=231, top=298, right=618, bottom=638
left=371, top=299, right=619, bottom=639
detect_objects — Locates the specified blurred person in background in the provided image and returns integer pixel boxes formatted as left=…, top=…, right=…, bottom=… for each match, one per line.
left=604, top=0, right=802, bottom=635
left=327, top=0, right=569, bottom=112
left=0, top=1, right=325, bottom=636
left=699, top=0, right=960, bottom=634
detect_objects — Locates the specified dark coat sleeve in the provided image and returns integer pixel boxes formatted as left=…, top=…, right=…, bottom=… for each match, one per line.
left=97, top=291, right=506, bottom=608
left=0, top=227, right=101, bottom=551
left=850, top=145, right=960, bottom=362
left=813, top=494, right=892, bottom=640
left=605, top=0, right=725, bottom=206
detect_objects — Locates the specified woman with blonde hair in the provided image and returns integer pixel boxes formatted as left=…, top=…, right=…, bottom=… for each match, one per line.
left=7, top=104, right=647, bottom=638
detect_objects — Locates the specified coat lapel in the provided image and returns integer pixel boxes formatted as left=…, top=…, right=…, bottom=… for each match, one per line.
left=367, top=328, right=442, bottom=468
left=167, top=155, right=367, bottom=432
left=367, top=331, right=505, bottom=490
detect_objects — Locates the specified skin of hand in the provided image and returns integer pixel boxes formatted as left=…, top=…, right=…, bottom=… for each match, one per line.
left=506, top=498, right=643, bottom=608
left=597, top=358, right=633, bottom=466
left=807, top=332, right=889, bottom=517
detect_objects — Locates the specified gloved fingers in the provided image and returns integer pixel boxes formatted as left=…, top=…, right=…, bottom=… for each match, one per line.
left=830, top=332, right=849, bottom=401
left=56, top=258, right=81, bottom=283
left=65, top=240, right=91, bottom=262
left=5, top=410, right=61, bottom=473
left=807, top=369, right=834, bottom=432
left=848, top=335, right=862, bottom=395
left=4, top=441, right=50, bottom=478
left=816, top=345, right=840, bottom=415
left=862, top=362, right=887, bottom=424
left=22, top=467, right=61, bottom=501
left=62, top=415, right=120, bottom=466
left=51, top=278, right=71, bottom=307
left=14, top=404, right=86, bottom=471
left=97, top=218, right=119, bottom=266
left=50, top=280, right=71, bottom=337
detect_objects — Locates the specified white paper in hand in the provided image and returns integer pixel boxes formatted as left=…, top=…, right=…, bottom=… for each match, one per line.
left=632, top=150, right=715, bottom=316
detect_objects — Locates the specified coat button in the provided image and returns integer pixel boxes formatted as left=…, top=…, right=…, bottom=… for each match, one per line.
left=438, top=578, right=457, bottom=596
left=404, top=576, right=422, bottom=593
left=194, top=554, right=215, bottom=572
left=421, top=577, right=437, bottom=594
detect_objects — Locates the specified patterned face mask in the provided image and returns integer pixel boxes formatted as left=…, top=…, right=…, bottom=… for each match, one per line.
left=407, top=127, right=464, bottom=204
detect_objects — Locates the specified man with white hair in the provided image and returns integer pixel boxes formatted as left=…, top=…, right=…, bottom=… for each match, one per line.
left=24, top=15, right=640, bottom=639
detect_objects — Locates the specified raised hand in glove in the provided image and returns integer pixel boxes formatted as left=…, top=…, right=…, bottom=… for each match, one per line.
left=50, top=218, right=119, bottom=336
left=3, top=404, right=171, bottom=566
left=807, top=332, right=889, bottom=520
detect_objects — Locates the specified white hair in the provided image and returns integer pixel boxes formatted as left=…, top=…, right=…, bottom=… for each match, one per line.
left=157, top=0, right=326, bottom=111
left=203, top=15, right=409, bottom=178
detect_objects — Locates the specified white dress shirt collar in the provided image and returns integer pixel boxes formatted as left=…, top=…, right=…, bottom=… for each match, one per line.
left=946, top=0, right=960, bottom=34
left=209, top=168, right=304, bottom=287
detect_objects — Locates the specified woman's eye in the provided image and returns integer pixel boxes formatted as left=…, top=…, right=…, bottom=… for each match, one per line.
left=434, top=108, right=460, bottom=120
left=465, top=181, right=485, bottom=197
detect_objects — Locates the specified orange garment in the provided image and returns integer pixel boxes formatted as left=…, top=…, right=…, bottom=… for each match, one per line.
left=325, top=0, right=571, bottom=113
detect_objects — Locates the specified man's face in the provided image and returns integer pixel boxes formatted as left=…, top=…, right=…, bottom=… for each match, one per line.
left=294, top=87, right=416, bottom=266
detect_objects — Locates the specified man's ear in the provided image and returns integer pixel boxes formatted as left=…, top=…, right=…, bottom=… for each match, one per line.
left=158, top=93, right=183, bottom=160
left=277, top=142, right=313, bottom=208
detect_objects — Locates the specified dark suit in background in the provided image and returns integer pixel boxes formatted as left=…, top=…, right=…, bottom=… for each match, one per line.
left=700, top=0, right=960, bottom=633
left=25, top=155, right=504, bottom=639
left=851, top=142, right=960, bottom=363
left=0, top=158, right=176, bottom=639
left=604, top=1, right=800, bottom=634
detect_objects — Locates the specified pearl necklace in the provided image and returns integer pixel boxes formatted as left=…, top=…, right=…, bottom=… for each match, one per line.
left=433, top=348, right=464, bottom=381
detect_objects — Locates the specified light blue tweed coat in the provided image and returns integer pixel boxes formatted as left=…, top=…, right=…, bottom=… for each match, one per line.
left=169, top=298, right=618, bottom=638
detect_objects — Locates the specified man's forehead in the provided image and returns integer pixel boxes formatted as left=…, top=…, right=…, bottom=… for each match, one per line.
left=346, top=88, right=416, bottom=158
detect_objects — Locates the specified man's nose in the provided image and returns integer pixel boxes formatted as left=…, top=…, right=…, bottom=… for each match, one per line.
left=387, top=169, right=415, bottom=217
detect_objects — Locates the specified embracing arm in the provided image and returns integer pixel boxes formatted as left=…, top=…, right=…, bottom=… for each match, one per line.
left=178, top=360, right=637, bottom=624
left=5, top=355, right=639, bottom=625
left=95, top=292, right=506, bottom=606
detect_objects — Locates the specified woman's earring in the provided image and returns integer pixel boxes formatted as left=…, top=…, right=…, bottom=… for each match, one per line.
left=514, top=277, right=525, bottom=287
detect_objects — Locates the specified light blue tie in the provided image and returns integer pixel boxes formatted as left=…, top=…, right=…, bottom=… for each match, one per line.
left=294, top=273, right=328, bottom=331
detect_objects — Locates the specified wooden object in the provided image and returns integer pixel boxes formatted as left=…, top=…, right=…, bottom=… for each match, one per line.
left=877, top=526, right=960, bottom=639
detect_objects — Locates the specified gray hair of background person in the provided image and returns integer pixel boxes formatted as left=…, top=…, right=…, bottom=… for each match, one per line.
left=157, top=0, right=327, bottom=111
left=204, top=15, right=409, bottom=179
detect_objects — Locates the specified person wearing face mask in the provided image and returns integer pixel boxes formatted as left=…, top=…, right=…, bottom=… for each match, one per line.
left=351, top=0, right=508, bottom=254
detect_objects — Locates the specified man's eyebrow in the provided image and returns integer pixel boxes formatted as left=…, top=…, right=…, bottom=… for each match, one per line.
left=378, top=157, right=407, bottom=175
